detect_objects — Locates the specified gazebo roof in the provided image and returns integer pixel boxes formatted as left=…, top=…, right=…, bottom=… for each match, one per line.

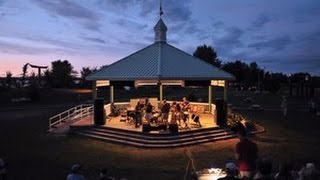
left=87, top=17, right=234, bottom=81
left=87, top=42, right=234, bottom=81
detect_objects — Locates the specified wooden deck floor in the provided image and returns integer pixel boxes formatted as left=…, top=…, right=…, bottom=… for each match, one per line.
left=72, top=113, right=217, bottom=133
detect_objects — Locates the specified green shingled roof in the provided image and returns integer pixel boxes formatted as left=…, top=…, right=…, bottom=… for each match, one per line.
left=86, top=42, right=234, bottom=81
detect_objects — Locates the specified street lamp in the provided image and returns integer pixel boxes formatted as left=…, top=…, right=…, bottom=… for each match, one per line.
left=305, top=74, right=309, bottom=97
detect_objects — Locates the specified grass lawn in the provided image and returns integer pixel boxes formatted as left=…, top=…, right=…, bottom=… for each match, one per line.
left=0, top=89, right=320, bottom=180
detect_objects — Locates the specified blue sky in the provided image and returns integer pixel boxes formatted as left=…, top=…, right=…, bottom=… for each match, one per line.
left=1, top=0, right=320, bottom=76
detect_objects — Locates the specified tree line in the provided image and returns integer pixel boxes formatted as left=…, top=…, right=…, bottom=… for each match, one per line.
left=1, top=44, right=319, bottom=94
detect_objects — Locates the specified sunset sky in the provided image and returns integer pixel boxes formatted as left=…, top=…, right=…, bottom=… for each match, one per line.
left=1, top=0, right=320, bottom=77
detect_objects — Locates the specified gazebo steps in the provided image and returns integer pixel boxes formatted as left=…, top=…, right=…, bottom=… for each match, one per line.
left=69, top=125, right=236, bottom=148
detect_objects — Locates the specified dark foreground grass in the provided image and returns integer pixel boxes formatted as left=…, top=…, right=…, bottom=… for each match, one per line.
left=1, top=92, right=320, bottom=179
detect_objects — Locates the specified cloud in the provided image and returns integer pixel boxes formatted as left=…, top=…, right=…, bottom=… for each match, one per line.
left=252, top=13, right=273, bottom=28
left=137, top=0, right=193, bottom=22
left=0, top=40, right=68, bottom=55
left=99, top=0, right=193, bottom=23
left=82, top=37, right=106, bottom=44
left=215, top=27, right=244, bottom=48
left=248, top=35, right=292, bottom=51
left=163, top=0, right=192, bottom=22
left=114, top=18, right=148, bottom=30
left=34, top=0, right=101, bottom=31
left=211, top=19, right=225, bottom=30
left=34, top=0, right=95, bottom=19
left=259, top=55, right=320, bottom=75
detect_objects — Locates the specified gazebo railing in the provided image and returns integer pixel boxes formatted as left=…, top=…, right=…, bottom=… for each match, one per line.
left=48, top=104, right=93, bottom=131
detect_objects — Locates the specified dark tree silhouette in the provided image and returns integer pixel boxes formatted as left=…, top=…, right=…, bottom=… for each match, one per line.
left=222, top=60, right=250, bottom=83
left=193, top=44, right=221, bottom=67
left=45, top=60, right=77, bottom=88
left=79, top=67, right=97, bottom=88
left=5, top=71, right=13, bottom=89
left=22, top=63, right=28, bottom=87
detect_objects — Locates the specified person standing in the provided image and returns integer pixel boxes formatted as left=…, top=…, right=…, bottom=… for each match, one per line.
left=235, top=129, right=258, bottom=179
left=145, top=102, right=153, bottom=123
left=135, top=101, right=143, bottom=128
left=161, top=99, right=170, bottom=123
left=281, top=96, right=288, bottom=117
left=181, top=97, right=191, bottom=127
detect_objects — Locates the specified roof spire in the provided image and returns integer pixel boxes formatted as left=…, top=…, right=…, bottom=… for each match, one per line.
left=160, top=0, right=163, bottom=17
left=154, top=0, right=167, bottom=43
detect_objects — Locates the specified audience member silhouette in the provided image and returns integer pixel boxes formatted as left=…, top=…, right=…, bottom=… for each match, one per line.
left=217, top=162, right=240, bottom=180
left=235, top=129, right=258, bottom=179
left=67, top=164, right=86, bottom=180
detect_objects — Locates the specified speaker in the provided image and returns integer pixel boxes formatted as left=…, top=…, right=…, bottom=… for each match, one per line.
left=142, top=123, right=151, bottom=133
left=94, top=98, right=105, bottom=125
left=158, top=123, right=168, bottom=131
left=169, top=124, right=178, bottom=134
left=215, top=98, right=227, bottom=126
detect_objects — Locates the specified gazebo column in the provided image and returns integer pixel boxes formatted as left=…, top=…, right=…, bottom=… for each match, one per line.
left=92, top=81, right=97, bottom=100
left=159, top=83, right=163, bottom=102
left=223, top=81, right=228, bottom=101
left=110, top=85, right=114, bottom=103
left=208, top=85, right=212, bottom=112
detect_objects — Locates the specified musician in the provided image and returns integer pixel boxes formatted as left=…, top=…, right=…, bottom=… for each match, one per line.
left=135, top=101, right=144, bottom=128
left=170, top=102, right=177, bottom=124
left=161, top=99, right=170, bottom=123
left=110, top=102, right=120, bottom=117
left=181, top=97, right=191, bottom=127
left=181, top=97, right=190, bottom=111
left=145, top=102, right=153, bottom=123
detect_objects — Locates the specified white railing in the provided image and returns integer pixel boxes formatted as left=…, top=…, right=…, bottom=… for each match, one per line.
left=48, top=104, right=93, bottom=131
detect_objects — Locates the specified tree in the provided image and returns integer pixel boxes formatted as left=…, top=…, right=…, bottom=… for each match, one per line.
left=79, top=67, right=97, bottom=88
left=193, top=44, right=221, bottom=67
left=222, top=60, right=250, bottom=83
left=5, top=71, right=13, bottom=89
left=21, top=63, right=29, bottom=87
left=46, top=60, right=76, bottom=88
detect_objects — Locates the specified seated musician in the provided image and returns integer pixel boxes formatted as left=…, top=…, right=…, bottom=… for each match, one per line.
left=145, top=102, right=153, bottom=123
left=191, top=114, right=202, bottom=127
left=110, top=102, right=120, bottom=116
left=161, top=99, right=170, bottom=123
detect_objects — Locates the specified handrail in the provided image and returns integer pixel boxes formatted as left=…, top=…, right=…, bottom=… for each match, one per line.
left=48, top=104, right=93, bottom=131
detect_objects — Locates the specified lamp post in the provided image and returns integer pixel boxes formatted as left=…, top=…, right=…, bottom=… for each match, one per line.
left=305, top=74, right=309, bottom=98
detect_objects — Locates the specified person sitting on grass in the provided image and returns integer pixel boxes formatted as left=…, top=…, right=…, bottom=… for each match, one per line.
left=253, top=157, right=274, bottom=180
left=98, top=168, right=115, bottom=180
left=217, top=162, right=240, bottom=180
left=0, top=158, right=7, bottom=180
left=274, top=162, right=294, bottom=180
left=67, top=164, right=86, bottom=180
left=298, top=163, right=320, bottom=180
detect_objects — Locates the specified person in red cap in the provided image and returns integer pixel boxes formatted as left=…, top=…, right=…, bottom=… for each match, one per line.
left=235, top=129, right=258, bottom=179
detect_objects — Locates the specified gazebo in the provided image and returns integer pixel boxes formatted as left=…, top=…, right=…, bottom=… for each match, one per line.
left=61, top=15, right=240, bottom=147
left=86, top=17, right=234, bottom=114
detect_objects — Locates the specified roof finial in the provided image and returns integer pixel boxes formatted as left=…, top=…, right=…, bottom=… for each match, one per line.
left=160, top=0, right=163, bottom=17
